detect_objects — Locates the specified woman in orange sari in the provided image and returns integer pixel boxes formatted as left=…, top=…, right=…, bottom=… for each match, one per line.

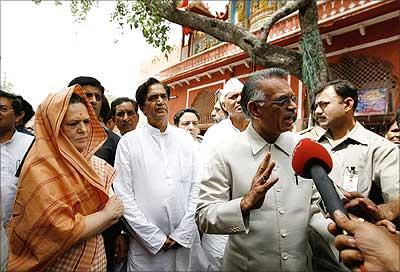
left=7, top=85, right=124, bottom=271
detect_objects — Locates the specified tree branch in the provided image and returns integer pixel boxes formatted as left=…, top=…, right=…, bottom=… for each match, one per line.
left=261, top=0, right=310, bottom=43
left=161, top=3, right=303, bottom=79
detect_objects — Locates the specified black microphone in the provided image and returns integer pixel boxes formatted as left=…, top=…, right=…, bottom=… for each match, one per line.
left=292, top=138, right=348, bottom=217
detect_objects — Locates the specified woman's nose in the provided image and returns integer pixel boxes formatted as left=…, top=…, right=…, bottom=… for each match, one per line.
left=77, top=122, right=88, bottom=133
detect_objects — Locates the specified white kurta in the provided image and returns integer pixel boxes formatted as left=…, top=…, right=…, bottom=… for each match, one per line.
left=114, top=123, right=208, bottom=271
left=0, top=130, right=34, bottom=226
left=202, top=118, right=240, bottom=154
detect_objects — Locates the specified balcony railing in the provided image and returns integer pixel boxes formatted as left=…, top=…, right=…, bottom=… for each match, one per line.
left=160, top=0, right=382, bottom=81
left=160, top=42, right=242, bottom=79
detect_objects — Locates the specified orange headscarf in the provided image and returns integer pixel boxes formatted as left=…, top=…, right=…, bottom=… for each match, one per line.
left=7, top=85, right=111, bottom=271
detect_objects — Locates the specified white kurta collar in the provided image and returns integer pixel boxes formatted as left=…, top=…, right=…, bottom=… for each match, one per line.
left=146, top=122, right=172, bottom=136
left=0, top=129, right=19, bottom=145
left=226, top=117, right=240, bottom=133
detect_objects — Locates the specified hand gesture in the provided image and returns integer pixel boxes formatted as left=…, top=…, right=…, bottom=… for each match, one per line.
left=240, top=152, right=279, bottom=216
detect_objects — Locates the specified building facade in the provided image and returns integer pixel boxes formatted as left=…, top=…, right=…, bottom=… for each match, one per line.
left=159, top=0, right=399, bottom=134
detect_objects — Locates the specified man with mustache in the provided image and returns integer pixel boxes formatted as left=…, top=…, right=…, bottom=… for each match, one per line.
left=210, top=90, right=228, bottom=124
left=0, top=90, right=34, bottom=226
left=174, top=108, right=203, bottom=143
left=197, top=68, right=316, bottom=271
left=200, top=77, right=249, bottom=271
left=113, top=78, right=208, bottom=271
left=305, top=80, right=400, bottom=272
left=111, top=97, right=139, bottom=136
left=0, top=90, right=34, bottom=271
left=202, top=77, right=249, bottom=151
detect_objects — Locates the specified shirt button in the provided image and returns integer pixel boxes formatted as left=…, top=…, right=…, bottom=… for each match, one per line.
left=275, top=187, right=283, bottom=192
left=281, top=230, right=287, bottom=237
left=281, top=252, right=289, bottom=260
left=279, top=208, right=285, bottom=214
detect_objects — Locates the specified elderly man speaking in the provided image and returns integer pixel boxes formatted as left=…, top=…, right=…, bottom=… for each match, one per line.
left=197, top=68, right=317, bottom=272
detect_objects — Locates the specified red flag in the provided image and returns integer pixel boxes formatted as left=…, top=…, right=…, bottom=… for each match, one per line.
left=179, top=0, right=191, bottom=35
left=180, top=0, right=189, bottom=8
left=183, top=26, right=192, bottom=36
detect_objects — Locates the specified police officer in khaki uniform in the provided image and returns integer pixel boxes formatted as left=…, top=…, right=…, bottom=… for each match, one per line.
left=304, top=80, right=400, bottom=272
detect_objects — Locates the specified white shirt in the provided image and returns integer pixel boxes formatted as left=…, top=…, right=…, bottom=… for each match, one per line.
left=201, top=118, right=242, bottom=270
left=202, top=118, right=240, bottom=154
left=114, top=123, right=207, bottom=271
left=1, top=205, right=8, bottom=271
left=0, top=130, right=34, bottom=225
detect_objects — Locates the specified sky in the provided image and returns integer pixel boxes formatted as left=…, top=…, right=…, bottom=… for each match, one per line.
left=0, top=1, right=179, bottom=109
left=1, top=1, right=228, bottom=110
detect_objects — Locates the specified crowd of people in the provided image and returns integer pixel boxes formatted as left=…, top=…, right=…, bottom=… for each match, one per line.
left=0, top=69, right=399, bottom=272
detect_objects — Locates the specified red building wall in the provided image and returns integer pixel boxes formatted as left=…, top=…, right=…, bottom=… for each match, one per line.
left=165, top=2, right=399, bottom=125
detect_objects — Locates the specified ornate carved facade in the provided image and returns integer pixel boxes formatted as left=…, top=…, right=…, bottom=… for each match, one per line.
left=158, top=0, right=399, bottom=133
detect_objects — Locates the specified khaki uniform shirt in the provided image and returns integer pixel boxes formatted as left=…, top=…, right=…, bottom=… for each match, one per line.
left=304, top=122, right=399, bottom=202
left=197, top=124, right=313, bottom=272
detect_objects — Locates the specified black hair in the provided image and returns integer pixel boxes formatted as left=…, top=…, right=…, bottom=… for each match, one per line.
left=396, top=107, right=400, bottom=127
left=69, top=93, right=85, bottom=105
left=16, top=95, right=35, bottom=125
left=136, top=77, right=170, bottom=107
left=104, top=110, right=114, bottom=124
left=241, top=67, right=289, bottom=117
left=68, top=76, right=105, bottom=94
left=110, top=97, right=138, bottom=117
left=173, top=108, right=200, bottom=126
left=0, top=90, right=23, bottom=115
left=99, top=96, right=110, bottom=122
left=315, top=80, right=359, bottom=110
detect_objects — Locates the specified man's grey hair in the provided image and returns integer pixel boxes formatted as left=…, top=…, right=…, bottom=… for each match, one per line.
left=240, top=68, right=289, bottom=117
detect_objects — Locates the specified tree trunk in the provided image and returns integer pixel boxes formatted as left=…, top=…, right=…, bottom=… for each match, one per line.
left=299, top=0, right=331, bottom=96
left=161, top=0, right=331, bottom=116
left=298, top=0, right=331, bottom=125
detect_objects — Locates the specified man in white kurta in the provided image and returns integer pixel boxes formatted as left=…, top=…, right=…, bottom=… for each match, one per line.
left=202, top=77, right=249, bottom=154
left=113, top=78, right=208, bottom=271
left=201, top=77, right=249, bottom=271
left=0, top=91, right=34, bottom=226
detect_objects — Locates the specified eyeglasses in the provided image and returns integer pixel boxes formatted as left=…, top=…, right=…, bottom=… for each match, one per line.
left=0, top=105, right=14, bottom=112
left=254, top=96, right=297, bottom=107
left=116, top=110, right=137, bottom=117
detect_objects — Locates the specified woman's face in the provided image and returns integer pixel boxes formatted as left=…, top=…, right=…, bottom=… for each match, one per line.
left=61, top=102, right=91, bottom=153
left=385, top=121, right=400, bottom=145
